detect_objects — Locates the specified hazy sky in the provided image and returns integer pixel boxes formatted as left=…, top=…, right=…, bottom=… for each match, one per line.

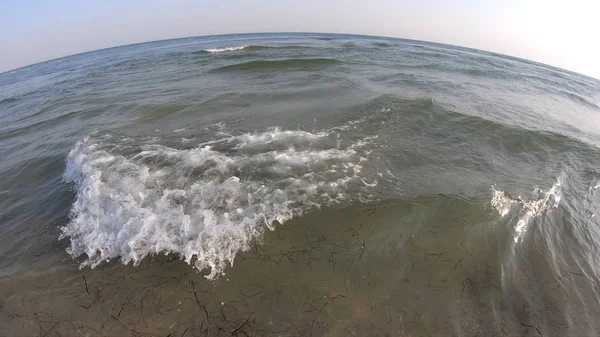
left=1, top=0, right=599, bottom=78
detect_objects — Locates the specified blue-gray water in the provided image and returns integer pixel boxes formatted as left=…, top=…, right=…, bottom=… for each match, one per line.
left=2, top=33, right=600, bottom=336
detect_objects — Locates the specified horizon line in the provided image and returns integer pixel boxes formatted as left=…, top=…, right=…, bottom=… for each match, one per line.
left=1, top=31, right=598, bottom=82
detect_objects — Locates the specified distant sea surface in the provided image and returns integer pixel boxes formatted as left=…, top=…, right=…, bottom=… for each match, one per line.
left=2, top=33, right=600, bottom=336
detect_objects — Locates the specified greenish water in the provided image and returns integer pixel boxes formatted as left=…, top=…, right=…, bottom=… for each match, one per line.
left=1, top=33, right=600, bottom=336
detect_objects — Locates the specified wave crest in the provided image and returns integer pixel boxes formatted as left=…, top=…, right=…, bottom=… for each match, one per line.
left=213, top=58, right=341, bottom=72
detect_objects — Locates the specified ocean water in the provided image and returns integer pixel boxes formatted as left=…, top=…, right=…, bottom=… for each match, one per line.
left=1, top=33, right=600, bottom=336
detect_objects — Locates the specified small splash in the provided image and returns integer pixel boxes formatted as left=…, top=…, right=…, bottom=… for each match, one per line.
left=491, top=178, right=562, bottom=243
left=491, top=187, right=514, bottom=217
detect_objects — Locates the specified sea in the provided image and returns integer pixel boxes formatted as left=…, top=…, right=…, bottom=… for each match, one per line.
left=1, top=33, right=600, bottom=336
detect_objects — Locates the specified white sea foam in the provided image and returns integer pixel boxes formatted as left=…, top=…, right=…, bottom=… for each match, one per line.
left=204, top=46, right=248, bottom=53
left=172, top=127, right=189, bottom=133
left=61, top=128, right=376, bottom=279
left=491, top=178, right=562, bottom=243
left=181, top=137, right=194, bottom=144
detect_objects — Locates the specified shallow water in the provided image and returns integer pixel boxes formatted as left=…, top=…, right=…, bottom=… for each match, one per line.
left=2, top=33, right=600, bottom=336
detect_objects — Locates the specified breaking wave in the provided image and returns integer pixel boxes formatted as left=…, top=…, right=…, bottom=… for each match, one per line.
left=61, top=127, right=379, bottom=279
left=201, top=45, right=309, bottom=54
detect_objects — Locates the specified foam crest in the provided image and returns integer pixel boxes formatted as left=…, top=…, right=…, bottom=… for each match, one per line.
left=491, top=178, right=562, bottom=243
left=233, top=127, right=328, bottom=149
left=61, top=128, right=376, bottom=279
left=204, top=46, right=248, bottom=53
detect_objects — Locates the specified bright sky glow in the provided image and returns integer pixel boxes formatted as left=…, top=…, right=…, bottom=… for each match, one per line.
left=1, top=0, right=599, bottom=79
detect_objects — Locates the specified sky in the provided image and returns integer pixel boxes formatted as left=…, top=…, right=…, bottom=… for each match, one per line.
left=1, top=0, right=600, bottom=79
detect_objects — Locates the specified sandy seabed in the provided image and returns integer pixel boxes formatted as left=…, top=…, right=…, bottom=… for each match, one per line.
left=1, top=197, right=592, bottom=337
